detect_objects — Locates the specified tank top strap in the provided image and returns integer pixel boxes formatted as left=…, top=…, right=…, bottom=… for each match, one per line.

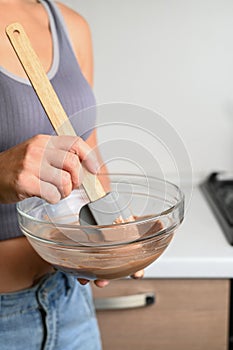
left=40, top=0, right=81, bottom=75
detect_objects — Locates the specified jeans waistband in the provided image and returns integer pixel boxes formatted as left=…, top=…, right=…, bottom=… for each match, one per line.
left=0, top=271, right=74, bottom=314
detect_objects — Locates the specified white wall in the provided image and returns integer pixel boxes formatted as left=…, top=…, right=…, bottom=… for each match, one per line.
left=60, top=0, right=233, bottom=179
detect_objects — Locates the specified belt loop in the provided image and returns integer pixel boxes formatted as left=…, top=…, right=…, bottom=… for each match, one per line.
left=63, top=272, right=73, bottom=296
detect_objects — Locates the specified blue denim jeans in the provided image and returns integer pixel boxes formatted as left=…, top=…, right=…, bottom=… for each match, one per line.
left=0, top=271, right=102, bottom=350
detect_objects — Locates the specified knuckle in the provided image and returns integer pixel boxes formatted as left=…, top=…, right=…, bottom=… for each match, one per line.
left=44, top=186, right=61, bottom=204
left=31, top=134, right=52, bottom=150
left=73, top=166, right=83, bottom=187
left=74, top=136, right=82, bottom=145
left=71, top=136, right=85, bottom=153
left=59, top=172, right=74, bottom=199
left=32, top=134, right=43, bottom=142
left=61, top=172, right=71, bottom=187
left=24, top=144, right=43, bottom=166
left=68, top=153, right=79, bottom=168
left=24, top=141, right=34, bottom=154
left=31, top=134, right=47, bottom=144
left=24, top=143, right=35, bottom=157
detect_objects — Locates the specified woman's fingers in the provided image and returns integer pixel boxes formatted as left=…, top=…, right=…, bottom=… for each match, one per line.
left=77, top=272, right=144, bottom=289
left=94, top=280, right=110, bottom=288
left=31, top=135, right=99, bottom=202
left=77, top=278, right=110, bottom=288
left=0, top=134, right=100, bottom=204
left=38, top=180, right=62, bottom=204
left=49, top=135, right=99, bottom=174
left=40, top=136, right=99, bottom=197
left=77, top=278, right=90, bottom=285
left=15, top=174, right=61, bottom=204
left=42, top=149, right=84, bottom=189
left=49, top=150, right=83, bottom=187
left=131, top=269, right=144, bottom=279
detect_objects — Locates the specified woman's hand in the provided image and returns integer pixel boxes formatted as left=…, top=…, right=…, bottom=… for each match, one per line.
left=0, top=134, right=99, bottom=204
left=78, top=279, right=110, bottom=288
left=78, top=270, right=144, bottom=288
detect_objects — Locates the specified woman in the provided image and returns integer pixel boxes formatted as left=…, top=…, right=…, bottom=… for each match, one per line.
left=0, top=1, right=143, bottom=349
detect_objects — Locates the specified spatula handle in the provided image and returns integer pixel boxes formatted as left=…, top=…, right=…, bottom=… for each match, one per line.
left=6, top=22, right=106, bottom=202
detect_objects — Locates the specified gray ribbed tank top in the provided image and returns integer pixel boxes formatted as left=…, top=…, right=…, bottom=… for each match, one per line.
left=0, top=0, right=96, bottom=240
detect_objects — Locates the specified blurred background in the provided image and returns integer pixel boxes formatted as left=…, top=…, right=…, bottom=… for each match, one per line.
left=61, top=0, right=233, bottom=179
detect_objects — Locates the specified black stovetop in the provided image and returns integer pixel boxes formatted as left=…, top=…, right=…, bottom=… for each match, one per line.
left=201, top=172, right=233, bottom=245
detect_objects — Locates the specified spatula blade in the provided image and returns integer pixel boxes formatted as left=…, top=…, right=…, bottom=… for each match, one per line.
left=79, top=192, right=133, bottom=226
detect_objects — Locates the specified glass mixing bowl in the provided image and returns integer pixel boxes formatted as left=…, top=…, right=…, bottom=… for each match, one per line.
left=17, top=174, right=184, bottom=280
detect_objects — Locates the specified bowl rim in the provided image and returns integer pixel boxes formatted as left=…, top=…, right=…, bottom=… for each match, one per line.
left=16, top=173, right=184, bottom=230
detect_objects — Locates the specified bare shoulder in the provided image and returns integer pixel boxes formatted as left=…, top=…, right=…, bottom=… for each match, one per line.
left=55, top=2, right=93, bottom=85
left=55, top=2, right=91, bottom=39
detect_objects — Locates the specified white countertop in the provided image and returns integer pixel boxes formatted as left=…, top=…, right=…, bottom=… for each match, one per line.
left=145, top=184, right=233, bottom=279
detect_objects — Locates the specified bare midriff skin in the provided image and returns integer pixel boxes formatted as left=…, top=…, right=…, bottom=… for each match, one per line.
left=0, top=0, right=99, bottom=293
left=0, top=238, right=54, bottom=292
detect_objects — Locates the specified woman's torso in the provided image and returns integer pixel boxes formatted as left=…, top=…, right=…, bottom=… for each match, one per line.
left=0, top=0, right=95, bottom=292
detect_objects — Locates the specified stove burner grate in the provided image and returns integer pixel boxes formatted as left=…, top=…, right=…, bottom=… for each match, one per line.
left=201, top=172, right=233, bottom=245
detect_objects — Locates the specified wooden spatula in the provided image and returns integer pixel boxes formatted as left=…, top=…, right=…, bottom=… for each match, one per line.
left=6, top=22, right=134, bottom=226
